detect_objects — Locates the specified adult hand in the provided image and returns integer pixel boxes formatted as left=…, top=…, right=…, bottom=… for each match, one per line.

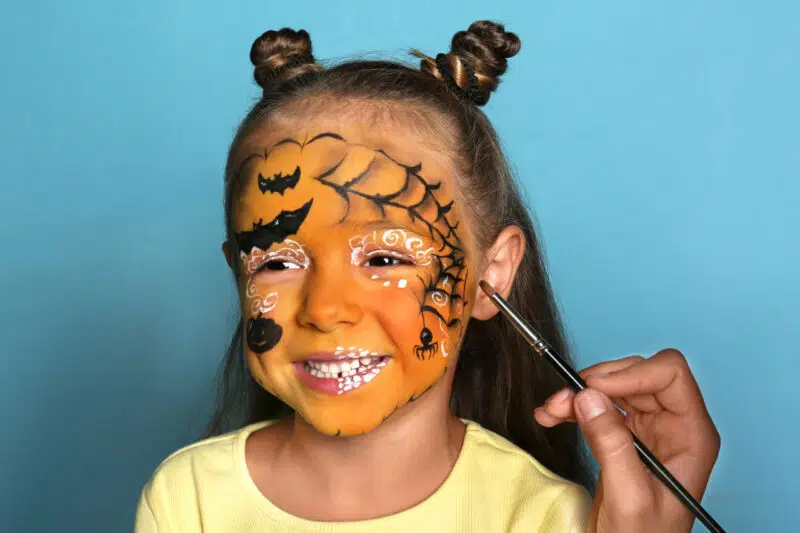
left=534, top=349, right=721, bottom=533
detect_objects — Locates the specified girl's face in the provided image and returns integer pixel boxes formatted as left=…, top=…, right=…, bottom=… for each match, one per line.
left=228, top=120, right=478, bottom=436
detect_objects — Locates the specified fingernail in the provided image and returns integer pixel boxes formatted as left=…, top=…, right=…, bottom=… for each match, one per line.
left=546, top=387, right=571, bottom=404
left=577, top=389, right=607, bottom=421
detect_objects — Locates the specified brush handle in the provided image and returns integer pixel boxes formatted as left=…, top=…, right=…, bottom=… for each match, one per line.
left=631, top=434, right=725, bottom=533
left=487, top=291, right=725, bottom=533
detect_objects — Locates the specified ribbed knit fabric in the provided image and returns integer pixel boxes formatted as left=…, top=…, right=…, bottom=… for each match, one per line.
left=135, top=420, right=591, bottom=532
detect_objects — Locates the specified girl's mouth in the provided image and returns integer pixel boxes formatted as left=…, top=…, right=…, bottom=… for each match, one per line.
left=294, top=352, right=390, bottom=395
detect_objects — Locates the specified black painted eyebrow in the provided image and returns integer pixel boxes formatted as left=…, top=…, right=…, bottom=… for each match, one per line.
left=233, top=152, right=265, bottom=180
left=235, top=132, right=343, bottom=180
left=235, top=199, right=313, bottom=254
left=307, top=132, right=345, bottom=145
left=273, top=137, right=303, bottom=148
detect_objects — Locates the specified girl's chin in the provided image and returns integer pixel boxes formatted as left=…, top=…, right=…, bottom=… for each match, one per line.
left=294, top=409, right=388, bottom=437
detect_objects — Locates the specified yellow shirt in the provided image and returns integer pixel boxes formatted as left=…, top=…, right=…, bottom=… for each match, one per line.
left=135, top=420, right=591, bottom=532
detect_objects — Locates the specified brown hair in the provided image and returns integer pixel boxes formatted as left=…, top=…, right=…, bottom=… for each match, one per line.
left=208, top=21, right=595, bottom=492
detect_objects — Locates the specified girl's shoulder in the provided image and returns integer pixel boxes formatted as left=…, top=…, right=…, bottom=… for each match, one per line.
left=463, top=419, right=579, bottom=483
left=145, top=420, right=273, bottom=488
left=461, top=420, right=592, bottom=527
left=135, top=421, right=276, bottom=532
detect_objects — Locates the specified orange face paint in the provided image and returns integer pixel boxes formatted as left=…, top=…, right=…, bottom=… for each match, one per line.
left=229, top=127, right=473, bottom=436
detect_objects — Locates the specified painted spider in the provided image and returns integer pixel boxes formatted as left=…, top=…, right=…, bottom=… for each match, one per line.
left=414, top=327, right=438, bottom=359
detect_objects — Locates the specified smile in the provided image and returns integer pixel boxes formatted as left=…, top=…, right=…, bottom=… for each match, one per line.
left=295, top=351, right=390, bottom=395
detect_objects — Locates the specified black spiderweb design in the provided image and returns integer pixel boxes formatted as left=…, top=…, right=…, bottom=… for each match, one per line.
left=311, top=136, right=468, bottom=360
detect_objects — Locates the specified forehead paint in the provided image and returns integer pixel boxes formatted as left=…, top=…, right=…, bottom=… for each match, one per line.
left=259, top=166, right=300, bottom=195
left=235, top=199, right=313, bottom=255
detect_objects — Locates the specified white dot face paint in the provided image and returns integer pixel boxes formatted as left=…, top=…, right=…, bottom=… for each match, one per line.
left=398, top=278, right=407, bottom=288
left=383, top=281, right=390, bottom=287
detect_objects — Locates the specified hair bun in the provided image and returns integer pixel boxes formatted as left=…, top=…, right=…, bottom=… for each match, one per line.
left=450, top=21, right=520, bottom=104
left=455, top=20, right=521, bottom=65
left=415, top=20, right=520, bottom=106
left=250, top=28, right=321, bottom=90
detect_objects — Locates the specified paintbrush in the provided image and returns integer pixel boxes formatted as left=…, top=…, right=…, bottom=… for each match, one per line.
left=478, top=280, right=725, bottom=533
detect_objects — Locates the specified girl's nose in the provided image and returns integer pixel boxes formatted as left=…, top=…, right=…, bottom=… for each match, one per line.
left=296, top=265, right=364, bottom=333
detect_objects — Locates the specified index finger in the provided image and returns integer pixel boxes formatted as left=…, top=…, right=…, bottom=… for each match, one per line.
left=578, top=355, right=646, bottom=379
left=586, top=349, right=707, bottom=416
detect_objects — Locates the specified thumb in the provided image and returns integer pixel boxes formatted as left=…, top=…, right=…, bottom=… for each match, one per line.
left=575, top=388, right=653, bottom=507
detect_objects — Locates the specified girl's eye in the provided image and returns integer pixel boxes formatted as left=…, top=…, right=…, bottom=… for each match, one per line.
left=257, top=260, right=301, bottom=273
left=365, top=254, right=412, bottom=267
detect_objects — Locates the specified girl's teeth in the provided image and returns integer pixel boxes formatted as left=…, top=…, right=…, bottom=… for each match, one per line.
left=303, top=355, right=387, bottom=391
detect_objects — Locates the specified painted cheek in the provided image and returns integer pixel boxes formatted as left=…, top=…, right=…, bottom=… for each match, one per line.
left=237, top=240, right=311, bottom=356
left=246, top=278, right=278, bottom=315
left=240, top=274, right=284, bottom=354
left=246, top=316, right=282, bottom=354
left=373, top=282, right=436, bottom=361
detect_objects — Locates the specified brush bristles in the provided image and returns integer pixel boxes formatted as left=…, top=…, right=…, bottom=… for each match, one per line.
left=479, top=280, right=497, bottom=297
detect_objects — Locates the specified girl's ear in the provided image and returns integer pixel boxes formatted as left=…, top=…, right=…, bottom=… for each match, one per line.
left=471, top=225, right=526, bottom=320
left=222, top=241, right=235, bottom=270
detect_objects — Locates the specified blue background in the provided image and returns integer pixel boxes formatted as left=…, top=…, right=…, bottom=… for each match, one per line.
left=1, top=1, right=797, bottom=531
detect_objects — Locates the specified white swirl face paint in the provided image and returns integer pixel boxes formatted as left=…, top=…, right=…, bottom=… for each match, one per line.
left=431, top=290, right=448, bottom=306
left=438, top=320, right=450, bottom=357
left=238, top=239, right=310, bottom=317
left=246, top=279, right=278, bottom=315
left=350, top=229, right=435, bottom=267
left=239, top=239, right=310, bottom=275
left=381, top=229, right=403, bottom=246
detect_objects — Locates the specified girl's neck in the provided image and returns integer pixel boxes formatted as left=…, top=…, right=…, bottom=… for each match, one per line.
left=247, top=387, right=467, bottom=521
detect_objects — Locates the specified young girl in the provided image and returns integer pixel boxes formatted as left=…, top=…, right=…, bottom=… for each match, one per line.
left=135, top=21, right=720, bottom=533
